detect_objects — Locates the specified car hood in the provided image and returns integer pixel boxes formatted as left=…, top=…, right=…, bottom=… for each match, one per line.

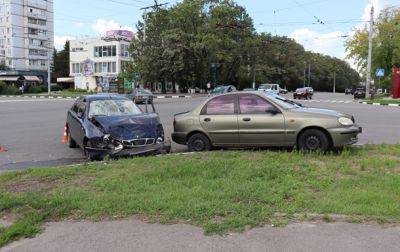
left=92, top=114, right=160, bottom=140
left=291, top=107, right=348, bottom=118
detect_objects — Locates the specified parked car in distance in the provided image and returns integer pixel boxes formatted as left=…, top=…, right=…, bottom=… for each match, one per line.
left=293, top=88, right=313, bottom=99
left=345, top=88, right=352, bottom=95
left=306, top=87, right=314, bottom=95
left=127, top=88, right=154, bottom=104
left=172, top=91, right=362, bottom=153
left=279, top=88, right=288, bottom=94
left=209, top=85, right=237, bottom=96
left=353, top=87, right=366, bottom=99
left=66, top=94, right=166, bottom=161
left=242, top=88, right=256, bottom=91
left=258, top=84, right=280, bottom=94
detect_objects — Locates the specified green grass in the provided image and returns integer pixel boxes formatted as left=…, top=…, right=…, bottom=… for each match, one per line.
left=1, top=145, right=400, bottom=246
left=362, top=98, right=400, bottom=105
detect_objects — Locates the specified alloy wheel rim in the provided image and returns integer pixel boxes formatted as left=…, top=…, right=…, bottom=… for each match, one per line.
left=192, top=140, right=205, bottom=151
left=305, top=135, right=320, bottom=150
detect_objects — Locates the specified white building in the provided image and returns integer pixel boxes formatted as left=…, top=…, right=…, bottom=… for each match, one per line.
left=0, top=0, right=54, bottom=84
left=69, top=30, right=133, bottom=91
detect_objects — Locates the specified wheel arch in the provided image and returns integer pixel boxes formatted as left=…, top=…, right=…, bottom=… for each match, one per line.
left=296, top=126, right=333, bottom=148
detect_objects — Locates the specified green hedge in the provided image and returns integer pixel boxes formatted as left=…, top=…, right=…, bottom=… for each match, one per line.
left=0, top=82, right=22, bottom=95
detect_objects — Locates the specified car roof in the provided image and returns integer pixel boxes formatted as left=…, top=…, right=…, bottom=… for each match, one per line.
left=83, top=93, right=129, bottom=102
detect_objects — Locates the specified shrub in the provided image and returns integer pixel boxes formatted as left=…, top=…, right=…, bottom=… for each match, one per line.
left=67, top=88, right=87, bottom=93
left=27, top=85, right=46, bottom=94
left=1, top=85, right=22, bottom=95
left=0, top=81, right=5, bottom=93
left=51, top=85, right=63, bottom=92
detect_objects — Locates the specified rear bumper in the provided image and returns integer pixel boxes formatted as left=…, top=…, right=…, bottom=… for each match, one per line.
left=172, top=132, right=187, bottom=145
left=328, top=125, right=362, bottom=147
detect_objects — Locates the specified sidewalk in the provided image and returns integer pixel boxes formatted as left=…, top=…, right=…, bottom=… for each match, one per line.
left=2, top=219, right=400, bottom=252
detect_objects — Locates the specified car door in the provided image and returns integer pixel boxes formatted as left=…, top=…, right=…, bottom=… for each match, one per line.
left=199, top=94, right=239, bottom=146
left=68, top=99, right=86, bottom=147
left=238, top=94, right=286, bottom=146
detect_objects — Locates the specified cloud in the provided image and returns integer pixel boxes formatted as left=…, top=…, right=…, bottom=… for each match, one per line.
left=91, top=19, right=134, bottom=36
left=54, top=35, right=75, bottom=50
left=74, top=22, right=85, bottom=28
left=291, top=28, right=347, bottom=59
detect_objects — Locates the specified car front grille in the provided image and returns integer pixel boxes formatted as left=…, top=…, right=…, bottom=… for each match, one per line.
left=122, top=138, right=155, bottom=147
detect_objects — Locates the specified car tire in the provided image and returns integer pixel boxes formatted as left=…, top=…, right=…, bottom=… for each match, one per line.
left=298, top=129, right=330, bottom=152
left=188, top=133, right=211, bottom=152
left=67, top=131, right=77, bottom=148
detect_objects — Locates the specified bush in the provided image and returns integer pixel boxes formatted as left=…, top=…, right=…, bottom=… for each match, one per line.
left=0, top=85, right=22, bottom=95
left=67, top=88, right=87, bottom=93
left=51, top=85, right=63, bottom=92
left=0, top=81, right=5, bottom=93
left=27, top=85, right=46, bottom=94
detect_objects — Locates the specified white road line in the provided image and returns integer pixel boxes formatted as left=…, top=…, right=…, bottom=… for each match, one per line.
left=0, top=99, right=74, bottom=103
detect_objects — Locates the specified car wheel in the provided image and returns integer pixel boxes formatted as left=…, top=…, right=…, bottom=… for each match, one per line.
left=298, top=129, right=330, bottom=152
left=188, top=133, right=211, bottom=152
left=68, top=134, right=78, bottom=148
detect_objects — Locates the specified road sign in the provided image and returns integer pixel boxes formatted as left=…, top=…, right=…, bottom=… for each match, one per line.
left=376, top=68, right=385, bottom=77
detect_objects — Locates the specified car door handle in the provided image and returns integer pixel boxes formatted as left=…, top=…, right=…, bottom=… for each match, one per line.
left=243, top=118, right=251, bottom=122
left=204, top=118, right=211, bottom=122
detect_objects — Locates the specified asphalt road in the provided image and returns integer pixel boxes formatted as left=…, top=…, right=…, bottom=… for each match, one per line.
left=1, top=92, right=399, bottom=170
left=2, top=219, right=400, bottom=252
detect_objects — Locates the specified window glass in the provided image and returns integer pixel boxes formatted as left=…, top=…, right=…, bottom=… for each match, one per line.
left=89, top=100, right=142, bottom=117
left=205, top=95, right=236, bottom=115
left=239, top=94, right=274, bottom=114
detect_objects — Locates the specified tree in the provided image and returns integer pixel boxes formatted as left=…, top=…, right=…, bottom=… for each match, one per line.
left=130, top=0, right=360, bottom=93
left=53, top=41, right=70, bottom=77
left=346, top=7, right=400, bottom=89
left=0, top=64, right=9, bottom=71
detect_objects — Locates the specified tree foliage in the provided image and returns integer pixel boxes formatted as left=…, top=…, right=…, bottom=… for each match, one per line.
left=130, top=0, right=360, bottom=93
left=53, top=41, right=70, bottom=77
left=346, top=7, right=400, bottom=89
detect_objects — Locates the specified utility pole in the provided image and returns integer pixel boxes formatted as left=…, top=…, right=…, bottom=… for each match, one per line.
left=140, top=0, right=169, bottom=41
left=252, top=67, right=256, bottom=89
left=308, top=63, right=311, bottom=87
left=47, top=42, right=51, bottom=95
left=303, top=62, right=306, bottom=87
left=333, top=71, right=336, bottom=93
left=366, top=6, right=374, bottom=99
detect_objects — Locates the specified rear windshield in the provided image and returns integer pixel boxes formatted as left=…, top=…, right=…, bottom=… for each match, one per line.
left=89, top=99, right=142, bottom=117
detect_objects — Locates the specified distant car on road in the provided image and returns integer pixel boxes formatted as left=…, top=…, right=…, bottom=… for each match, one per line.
left=258, top=84, right=280, bottom=94
left=127, top=89, right=154, bottom=104
left=66, top=94, right=166, bottom=161
left=209, top=85, right=237, bottom=96
left=345, top=88, right=352, bottom=95
left=279, top=88, right=288, bottom=94
left=293, top=88, right=313, bottom=100
left=172, top=91, right=361, bottom=153
left=353, top=87, right=366, bottom=99
left=306, top=87, right=314, bottom=95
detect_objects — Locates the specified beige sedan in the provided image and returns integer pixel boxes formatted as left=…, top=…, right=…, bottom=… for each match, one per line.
left=172, top=91, right=362, bottom=152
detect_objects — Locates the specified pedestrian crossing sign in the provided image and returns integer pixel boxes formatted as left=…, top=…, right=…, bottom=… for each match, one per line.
left=376, top=69, right=385, bottom=77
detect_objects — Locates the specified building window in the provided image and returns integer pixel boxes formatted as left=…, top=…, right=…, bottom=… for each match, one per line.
left=94, top=62, right=117, bottom=73
left=121, top=44, right=130, bottom=57
left=94, top=45, right=117, bottom=57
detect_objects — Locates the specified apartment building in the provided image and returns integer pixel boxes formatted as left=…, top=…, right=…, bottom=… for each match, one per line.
left=69, top=30, right=133, bottom=91
left=0, top=0, right=53, bottom=84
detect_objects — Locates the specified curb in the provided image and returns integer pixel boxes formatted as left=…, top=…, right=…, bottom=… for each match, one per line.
left=358, top=101, right=400, bottom=107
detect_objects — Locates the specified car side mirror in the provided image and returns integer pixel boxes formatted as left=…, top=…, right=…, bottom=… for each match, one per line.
left=266, top=107, right=279, bottom=115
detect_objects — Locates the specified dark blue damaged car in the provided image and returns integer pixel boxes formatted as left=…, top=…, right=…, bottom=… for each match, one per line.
left=65, top=94, right=167, bottom=161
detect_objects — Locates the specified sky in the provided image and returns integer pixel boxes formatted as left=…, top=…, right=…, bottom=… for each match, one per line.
left=54, top=0, right=399, bottom=65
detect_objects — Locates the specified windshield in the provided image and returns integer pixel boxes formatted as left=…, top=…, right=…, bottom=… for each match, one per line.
left=211, top=87, right=226, bottom=94
left=265, top=93, right=301, bottom=109
left=89, top=99, right=142, bottom=117
left=259, top=84, right=277, bottom=90
left=137, top=89, right=152, bottom=94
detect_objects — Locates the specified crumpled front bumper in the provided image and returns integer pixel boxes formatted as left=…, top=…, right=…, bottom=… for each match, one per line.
left=328, top=125, right=363, bottom=147
left=85, top=140, right=169, bottom=158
